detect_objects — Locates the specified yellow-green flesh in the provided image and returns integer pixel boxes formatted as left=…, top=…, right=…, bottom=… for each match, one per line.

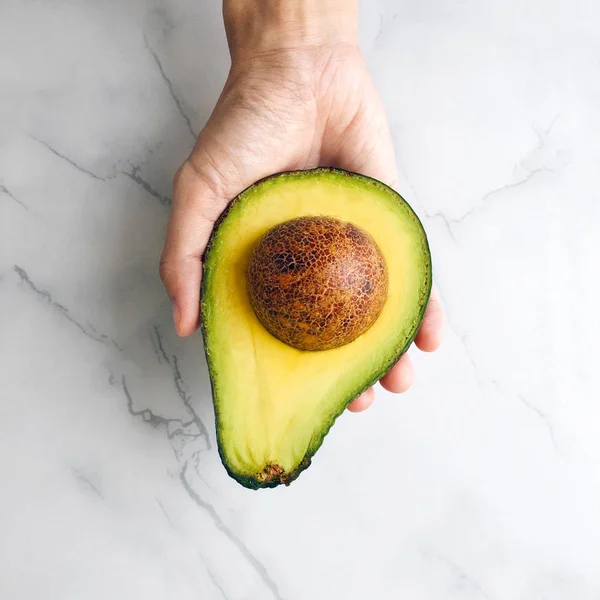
left=202, top=169, right=431, bottom=486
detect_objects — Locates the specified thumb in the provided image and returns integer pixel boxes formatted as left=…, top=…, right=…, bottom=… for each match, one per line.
left=160, top=159, right=227, bottom=336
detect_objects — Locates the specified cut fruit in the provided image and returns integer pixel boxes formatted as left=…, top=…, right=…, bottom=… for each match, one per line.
left=201, top=168, right=432, bottom=489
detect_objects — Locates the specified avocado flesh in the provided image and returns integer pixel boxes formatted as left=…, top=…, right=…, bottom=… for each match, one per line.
left=201, top=168, right=432, bottom=489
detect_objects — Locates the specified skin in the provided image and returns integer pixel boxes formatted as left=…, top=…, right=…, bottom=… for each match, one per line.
left=160, top=0, right=445, bottom=412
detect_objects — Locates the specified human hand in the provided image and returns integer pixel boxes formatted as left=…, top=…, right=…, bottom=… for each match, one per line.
left=160, top=0, right=444, bottom=411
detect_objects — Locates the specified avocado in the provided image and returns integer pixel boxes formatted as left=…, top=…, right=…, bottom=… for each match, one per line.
left=201, top=168, right=432, bottom=489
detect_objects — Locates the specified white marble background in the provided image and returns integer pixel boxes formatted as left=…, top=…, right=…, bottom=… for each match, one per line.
left=1, top=0, right=600, bottom=598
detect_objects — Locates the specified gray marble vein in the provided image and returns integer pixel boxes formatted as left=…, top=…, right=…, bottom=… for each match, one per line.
left=156, top=499, right=175, bottom=529
left=148, top=326, right=211, bottom=448
left=416, top=116, right=564, bottom=237
left=180, top=463, right=286, bottom=600
left=71, top=468, right=103, bottom=499
left=426, top=550, right=490, bottom=599
left=437, top=284, right=560, bottom=454
left=144, top=35, right=197, bottom=140
left=123, top=166, right=172, bottom=205
left=150, top=324, right=170, bottom=364
left=201, top=557, right=231, bottom=600
left=30, top=136, right=105, bottom=181
left=0, top=184, right=28, bottom=210
left=13, top=265, right=119, bottom=349
left=122, top=375, right=195, bottom=439
left=515, top=391, right=560, bottom=455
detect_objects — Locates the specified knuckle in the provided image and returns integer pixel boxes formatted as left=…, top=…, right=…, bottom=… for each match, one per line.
left=159, top=256, right=174, bottom=285
left=172, top=155, right=228, bottom=224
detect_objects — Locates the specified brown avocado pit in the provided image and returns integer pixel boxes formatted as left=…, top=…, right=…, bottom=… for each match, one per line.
left=246, top=216, right=389, bottom=351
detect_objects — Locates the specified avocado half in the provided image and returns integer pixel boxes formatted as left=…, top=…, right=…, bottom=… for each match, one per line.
left=201, top=168, right=432, bottom=489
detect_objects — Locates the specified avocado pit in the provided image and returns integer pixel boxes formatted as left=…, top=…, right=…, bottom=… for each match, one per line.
left=247, top=216, right=388, bottom=351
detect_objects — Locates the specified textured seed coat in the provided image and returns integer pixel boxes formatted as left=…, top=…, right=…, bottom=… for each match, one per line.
left=247, top=216, right=388, bottom=351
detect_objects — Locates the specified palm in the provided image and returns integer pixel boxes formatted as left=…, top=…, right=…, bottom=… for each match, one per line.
left=193, top=48, right=395, bottom=194
left=161, top=46, right=443, bottom=411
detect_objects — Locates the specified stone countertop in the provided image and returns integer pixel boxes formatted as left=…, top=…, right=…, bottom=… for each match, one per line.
left=2, top=1, right=600, bottom=598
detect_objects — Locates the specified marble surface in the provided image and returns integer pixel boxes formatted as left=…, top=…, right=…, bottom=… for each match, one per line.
left=2, top=0, right=600, bottom=598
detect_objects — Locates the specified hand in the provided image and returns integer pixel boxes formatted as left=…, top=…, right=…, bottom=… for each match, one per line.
left=160, top=6, right=444, bottom=411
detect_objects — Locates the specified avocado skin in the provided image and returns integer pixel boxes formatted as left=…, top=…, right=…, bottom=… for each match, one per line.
left=200, top=168, right=432, bottom=490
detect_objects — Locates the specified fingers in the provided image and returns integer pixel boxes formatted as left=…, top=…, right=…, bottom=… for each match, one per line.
left=334, top=128, right=398, bottom=189
left=346, top=353, right=414, bottom=413
left=160, top=162, right=221, bottom=337
left=347, top=387, right=375, bottom=413
left=346, top=353, right=415, bottom=412
left=329, top=83, right=399, bottom=188
left=415, top=287, right=445, bottom=352
left=380, top=353, right=414, bottom=393
left=346, top=290, right=443, bottom=411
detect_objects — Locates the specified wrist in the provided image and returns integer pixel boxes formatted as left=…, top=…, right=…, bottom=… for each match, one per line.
left=224, top=0, right=358, bottom=63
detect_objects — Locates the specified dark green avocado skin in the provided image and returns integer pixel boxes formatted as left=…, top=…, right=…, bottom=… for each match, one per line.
left=199, top=168, right=432, bottom=490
